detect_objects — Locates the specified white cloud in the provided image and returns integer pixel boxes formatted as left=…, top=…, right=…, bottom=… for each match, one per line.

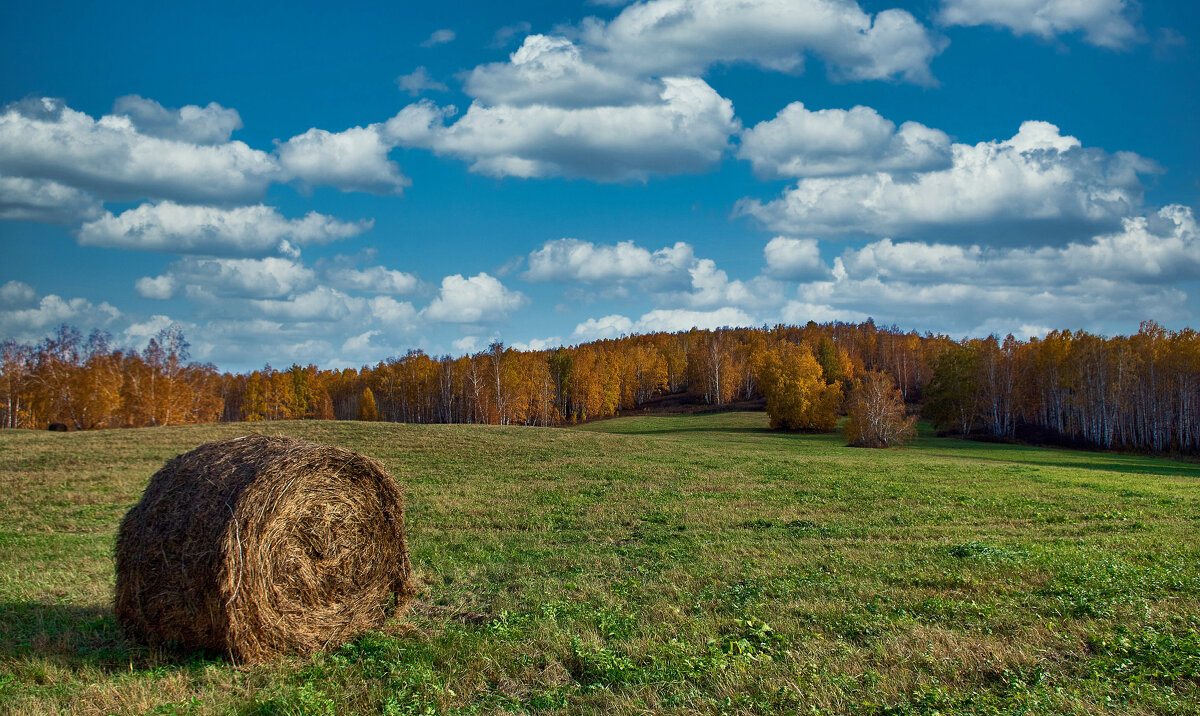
left=631, top=306, right=756, bottom=333
left=765, top=204, right=1199, bottom=335
left=0, top=174, right=102, bottom=223
left=763, top=237, right=829, bottom=280
left=135, top=274, right=177, bottom=300
left=277, top=125, right=410, bottom=195
left=779, top=300, right=869, bottom=324
left=423, top=273, right=527, bottom=323
left=738, top=102, right=952, bottom=178
left=572, top=314, right=634, bottom=340
left=341, top=330, right=381, bottom=357
left=138, top=257, right=316, bottom=300
left=453, top=336, right=481, bottom=353
left=667, top=259, right=785, bottom=310
left=388, top=76, right=736, bottom=181
left=397, top=66, right=448, bottom=96
left=421, top=29, right=456, bottom=47
left=122, top=314, right=184, bottom=346
left=248, top=286, right=362, bottom=322
left=0, top=291, right=120, bottom=343
left=737, top=121, right=1158, bottom=242
left=77, top=202, right=371, bottom=256
left=464, top=34, right=661, bottom=108
left=368, top=296, right=419, bottom=330
left=510, top=336, right=564, bottom=351
left=526, top=237, right=781, bottom=310
left=837, top=204, right=1200, bottom=287
left=796, top=273, right=1187, bottom=335
left=573, top=306, right=759, bottom=340
left=324, top=265, right=421, bottom=295
left=939, top=0, right=1143, bottom=50
left=0, top=280, right=37, bottom=308
left=0, top=97, right=279, bottom=204
left=112, top=95, right=243, bottom=145
left=580, top=0, right=943, bottom=84
left=524, top=238, right=694, bottom=285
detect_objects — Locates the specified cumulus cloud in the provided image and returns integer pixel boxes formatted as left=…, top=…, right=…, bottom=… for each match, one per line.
left=573, top=307, right=757, bottom=340
left=939, top=0, right=1143, bottom=50
left=666, top=259, right=785, bottom=310
left=397, top=67, right=448, bottom=96
left=386, top=0, right=943, bottom=182
left=0, top=97, right=279, bottom=204
left=572, top=314, right=634, bottom=340
left=112, top=95, right=243, bottom=145
left=246, top=286, right=366, bottom=323
left=387, top=77, right=736, bottom=180
left=0, top=97, right=419, bottom=219
left=579, top=0, right=943, bottom=84
left=77, top=202, right=371, bottom=256
left=763, top=237, right=829, bottom=280
left=421, top=29, right=456, bottom=47
left=738, top=102, right=952, bottom=178
left=324, top=265, right=421, bottom=295
left=0, top=289, right=120, bottom=343
left=122, top=314, right=182, bottom=346
left=797, top=272, right=1187, bottom=336
left=767, top=204, right=1198, bottom=335
left=134, top=274, right=177, bottom=300
left=452, top=336, right=482, bottom=353
left=0, top=174, right=102, bottom=223
left=779, top=300, right=869, bottom=325
left=837, top=204, right=1200, bottom=287
left=737, top=121, right=1158, bottom=242
left=137, top=257, right=316, bottom=300
left=423, top=273, right=527, bottom=323
left=524, top=238, right=694, bottom=285
left=510, top=336, right=564, bottom=351
left=464, top=34, right=662, bottom=108
left=0, top=280, right=37, bottom=308
left=525, top=237, right=782, bottom=310
left=277, top=125, right=410, bottom=194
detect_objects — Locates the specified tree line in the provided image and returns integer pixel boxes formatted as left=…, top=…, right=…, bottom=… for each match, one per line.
left=2, top=320, right=1197, bottom=455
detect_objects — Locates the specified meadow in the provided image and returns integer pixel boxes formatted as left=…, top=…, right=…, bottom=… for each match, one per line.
left=0, top=412, right=1197, bottom=715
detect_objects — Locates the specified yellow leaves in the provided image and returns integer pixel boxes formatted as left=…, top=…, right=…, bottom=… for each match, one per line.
left=755, top=342, right=840, bottom=432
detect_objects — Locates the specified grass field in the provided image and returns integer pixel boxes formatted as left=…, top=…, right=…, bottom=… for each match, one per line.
left=1, top=413, right=1198, bottom=715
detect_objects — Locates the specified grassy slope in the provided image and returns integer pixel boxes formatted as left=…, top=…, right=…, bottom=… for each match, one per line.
left=0, top=413, right=1197, bottom=715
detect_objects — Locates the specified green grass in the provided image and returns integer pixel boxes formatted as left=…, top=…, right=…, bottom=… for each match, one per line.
left=1, top=412, right=1198, bottom=715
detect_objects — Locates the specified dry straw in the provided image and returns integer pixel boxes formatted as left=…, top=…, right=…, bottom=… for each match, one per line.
left=115, top=435, right=414, bottom=663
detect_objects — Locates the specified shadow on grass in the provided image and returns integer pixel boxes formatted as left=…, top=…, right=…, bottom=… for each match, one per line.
left=916, top=439, right=1200, bottom=480
left=597, top=425, right=779, bottom=437
left=0, top=601, right=218, bottom=672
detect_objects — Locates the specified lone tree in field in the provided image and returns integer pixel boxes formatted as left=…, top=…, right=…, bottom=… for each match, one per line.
left=844, top=371, right=916, bottom=448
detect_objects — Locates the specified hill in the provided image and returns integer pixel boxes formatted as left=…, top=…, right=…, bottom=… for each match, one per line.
left=1, top=414, right=1198, bottom=714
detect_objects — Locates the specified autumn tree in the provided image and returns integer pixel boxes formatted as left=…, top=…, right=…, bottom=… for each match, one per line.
left=844, top=371, right=916, bottom=447
left=358, top=386, right=379, bottom=421
left=755, top=342, right=840, bottom=431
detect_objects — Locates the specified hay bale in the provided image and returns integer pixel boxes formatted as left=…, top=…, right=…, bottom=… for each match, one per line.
left=115, top=435, right=414, bottom=663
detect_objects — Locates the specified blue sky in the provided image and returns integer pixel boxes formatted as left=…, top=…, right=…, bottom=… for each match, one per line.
left=1, top=0, right=1197, bottom=372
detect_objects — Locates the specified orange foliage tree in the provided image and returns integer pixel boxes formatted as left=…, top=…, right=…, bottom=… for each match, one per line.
left=755, top=342, right=840, bottom=431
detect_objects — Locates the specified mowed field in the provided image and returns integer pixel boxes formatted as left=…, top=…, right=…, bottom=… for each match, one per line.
left=1, top=413, right=1198, bottom=715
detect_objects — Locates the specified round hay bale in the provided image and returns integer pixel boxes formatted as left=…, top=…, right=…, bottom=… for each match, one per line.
left=115, top=435, right=414, bottom=663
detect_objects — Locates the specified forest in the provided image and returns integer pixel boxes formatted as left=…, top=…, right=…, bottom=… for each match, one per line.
left=2, top=320, right=1198, bottom=455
